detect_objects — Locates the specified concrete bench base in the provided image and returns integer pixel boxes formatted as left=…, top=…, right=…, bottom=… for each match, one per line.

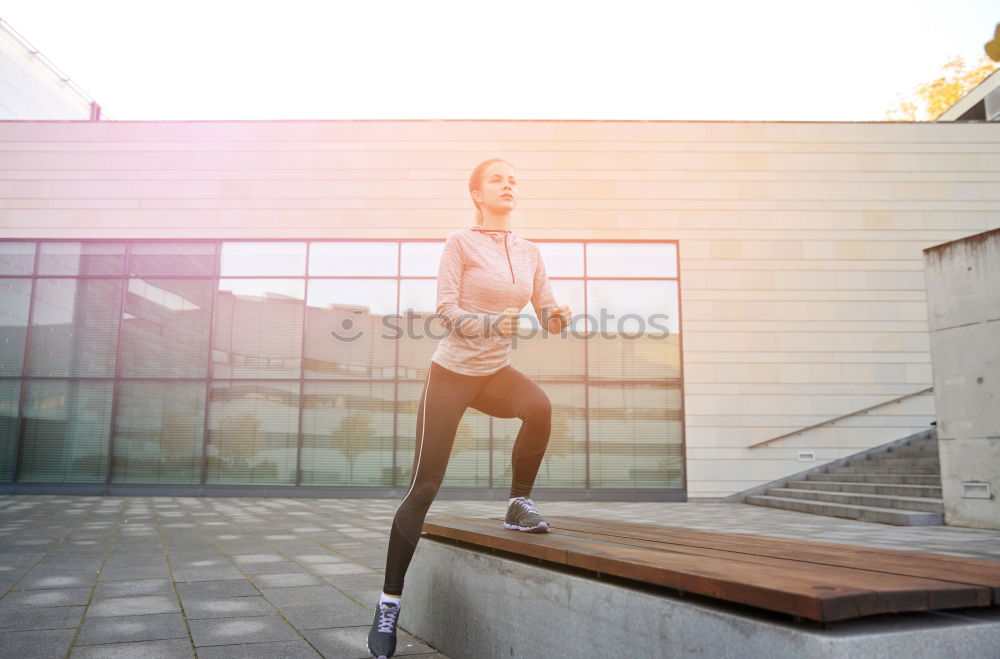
left=404, top=537, right=1000, bottom=659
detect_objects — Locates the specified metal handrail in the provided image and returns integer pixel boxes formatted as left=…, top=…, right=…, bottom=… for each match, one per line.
left=747, top=386, right=934, bottom=449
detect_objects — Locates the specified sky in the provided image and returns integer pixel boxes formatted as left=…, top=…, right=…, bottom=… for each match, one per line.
left=2, top=0, right=998, bottom=121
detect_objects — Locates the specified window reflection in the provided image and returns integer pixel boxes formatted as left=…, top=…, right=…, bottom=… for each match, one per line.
left=129, top=242, right=216, bottom=276
left=112, top=382, right=205, bottom=484
left=310, top=242, right=398, bottom=276
left=18, top=380, right=113, bottom=483
left=305, top=279, right=397, bottom=378
left=400, top=242, right=444, bottom=277
left=0, top=242, right=36, bottom=276
left=511, top=279, right=586, bottom=380
left=301, top=382, right=396, bottom=485
left=0, top=380, right=19, bottom=482
left=220, top=242, right=306, bottom=276
left=588, top=383, right=683, bottom=488
left=536, top=242, right=583, bottom=277
left=397, top=279, right=445, bottom=380
left=120, top=279, right=213, bottom=378
left=214, top=279, right=304, bottom=378
left=0, top=279, right=31, bottom=376
left=28, top=279, right=123, bottom=377
left=38, top=242, right=125, bottom=276
left=587, top=243, right=677, bottom=278
left=205, top=381, right=299, bottom=485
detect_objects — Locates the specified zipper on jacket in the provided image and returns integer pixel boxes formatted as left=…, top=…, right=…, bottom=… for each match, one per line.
left=503, top=233, right=515, bottom=283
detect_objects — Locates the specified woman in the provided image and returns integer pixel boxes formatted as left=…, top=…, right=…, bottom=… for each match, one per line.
left=368, top=159, right=572, bottom=658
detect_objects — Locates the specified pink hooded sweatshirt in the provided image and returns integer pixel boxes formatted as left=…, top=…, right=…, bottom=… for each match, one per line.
left=430, top=226, right=558, bottom=376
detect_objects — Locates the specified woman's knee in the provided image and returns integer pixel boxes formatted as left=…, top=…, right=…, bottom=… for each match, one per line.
left=523, top=391, right=552, bottom=422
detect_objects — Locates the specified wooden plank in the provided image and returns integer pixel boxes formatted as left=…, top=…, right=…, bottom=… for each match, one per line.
left=548, top=516, right=1000, bottom=603
left=423, top=517, right=990, bottom=621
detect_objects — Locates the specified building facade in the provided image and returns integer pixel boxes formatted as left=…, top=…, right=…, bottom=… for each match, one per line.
left=0, top=119, right=996, bottom=499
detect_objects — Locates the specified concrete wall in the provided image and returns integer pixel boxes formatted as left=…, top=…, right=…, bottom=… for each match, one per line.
left=2, top=120, right=998, bottom=497
left=924, top=229, right=1000, bottom=530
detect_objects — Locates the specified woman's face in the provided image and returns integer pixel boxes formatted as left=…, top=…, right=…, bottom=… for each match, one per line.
left=474, top=162, right=518, bottom=214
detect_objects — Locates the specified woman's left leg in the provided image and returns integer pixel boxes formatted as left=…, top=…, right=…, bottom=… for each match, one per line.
left=470, top=365, right=552, bottom=498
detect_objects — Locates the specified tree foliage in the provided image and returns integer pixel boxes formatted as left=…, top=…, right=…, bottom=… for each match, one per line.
left=885, top=54, right=998, bottom=121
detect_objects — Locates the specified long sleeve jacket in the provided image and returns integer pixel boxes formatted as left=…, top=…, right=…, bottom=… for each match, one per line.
left=430, top=226, right=558, bottom=376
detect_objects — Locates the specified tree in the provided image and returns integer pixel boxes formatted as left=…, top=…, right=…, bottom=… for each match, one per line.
left=331, top=411, right=375, bottom=480
left=885, top=54, right=998, bottom=121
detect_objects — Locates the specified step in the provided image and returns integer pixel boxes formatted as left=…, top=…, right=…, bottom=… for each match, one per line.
left=785, top=480, right=943, bottom=498
left=745, top=495, right=943, bottom=526
left=807, top=473, right=942, bottom=485
left=763, top=487, right=944, bottom=513
left=825, top=465, right=940, bottom=475
left=884, top=447, right=939, bottom=459
left=846, top=456, right=941, bottom=468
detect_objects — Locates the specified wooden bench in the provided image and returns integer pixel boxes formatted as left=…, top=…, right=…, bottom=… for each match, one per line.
left=422, top=516, right=1000, bottom=623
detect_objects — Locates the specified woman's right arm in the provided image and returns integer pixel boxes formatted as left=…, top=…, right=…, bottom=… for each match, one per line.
left=436, top=234, right=498, bottom=339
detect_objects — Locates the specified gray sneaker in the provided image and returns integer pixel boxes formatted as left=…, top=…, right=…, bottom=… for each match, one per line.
left=367, top=600, right=400, bottom=658
left=504, top=497, right=550, bottom=532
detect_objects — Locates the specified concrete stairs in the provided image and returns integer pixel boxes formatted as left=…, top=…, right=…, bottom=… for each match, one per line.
left=745, top=431, right=943, bottom=525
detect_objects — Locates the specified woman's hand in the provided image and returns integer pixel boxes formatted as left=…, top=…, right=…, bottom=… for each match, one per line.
left=497, top=307, right=521, bottom=337
left=547, top=305, right=572, bottom=334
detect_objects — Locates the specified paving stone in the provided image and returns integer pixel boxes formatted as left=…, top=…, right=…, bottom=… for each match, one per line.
left=94, top=579, right=173, bottom=598
left=0, top=586, right=93, bottom=607
left=13, top=571, right=97, bottom=590
left=69, top=638, right=195, bottom=658
left=248, top=572, right=323, bottom=588
left=194, top=639, right=322, bottom=658
left=302, top=625, right=435, bottom=658
left=0, top=604, right=85, bottom=631
left=175, top=580, right=258, bottom=599
left=181, top=595, right=277, bottom=620
left=171, top=567, right=243, bottom=582
left=238, top=561, right=307, bottom=575
left=98, top=566, right=171, bottom=580
left=0, top=628, right=76, bottom=658
left=188, top=615, right=300, bottom=647
left=87, top=595, right=181, bottom=617
left=76, top=612, right=188, bottom=645
left=258, top=585, right=357, bottom=608
left=279, top=603, right=373, bottom=630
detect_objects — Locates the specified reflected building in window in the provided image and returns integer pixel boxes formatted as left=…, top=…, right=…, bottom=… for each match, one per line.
left=0, top=239, right=684, bottom=499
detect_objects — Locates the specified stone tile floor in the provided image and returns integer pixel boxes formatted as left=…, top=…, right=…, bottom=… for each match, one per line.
left=1, top=495, right=998, bottom=658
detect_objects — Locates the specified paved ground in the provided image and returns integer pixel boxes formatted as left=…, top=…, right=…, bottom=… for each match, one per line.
left=1, top=495, right=999, bottom=658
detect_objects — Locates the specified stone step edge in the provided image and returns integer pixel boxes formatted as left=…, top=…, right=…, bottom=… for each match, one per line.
left=745, top=495, right=944, bottom=525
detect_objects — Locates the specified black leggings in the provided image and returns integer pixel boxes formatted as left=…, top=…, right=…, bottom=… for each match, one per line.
left=382, top=361, right=552, bottom=596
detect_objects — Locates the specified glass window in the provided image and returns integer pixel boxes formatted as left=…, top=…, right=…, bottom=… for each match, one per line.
left=220, top=242, right=306, bottom=276
left=0, top=279, right=32, bottom=376
left=511, top=279, right=586, bottom=380
left=537, top=242, right=584, bottom=277
left=587, top=243, right=677, bottom=278
left=309, top=242, right=398, bottom=276
left=214, top=279, right=304, bottom=379
left=205, top=381, right=299, bottom=485
left=18, top=380, right=113, bottom=483
left=28, top=279, right=123, bottom=377
left=586, top=280, right=680, bottom=380
left=112, top=382, right=206, bottom=484
left=300, top=382, right=396, bottom=485
left=492, top=383, right=587, bottom=488
left=120, top=279, right=214, bottom=378
left=588, top=383, right=683, bottom=488
left=440, top=408, right=491, bottom=488
left=400, top=242, right=445, bottom=277
left=0, top=380, right=19, bottom=483
left=38, top=242, right=126, bottom=276
left=128, top=242, right=216, bottom=276
left=397, top=279, right=446, bottom=380
left=304, top=279, right=397, bottom=379
left=0, top=242, right=36, bottom=276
